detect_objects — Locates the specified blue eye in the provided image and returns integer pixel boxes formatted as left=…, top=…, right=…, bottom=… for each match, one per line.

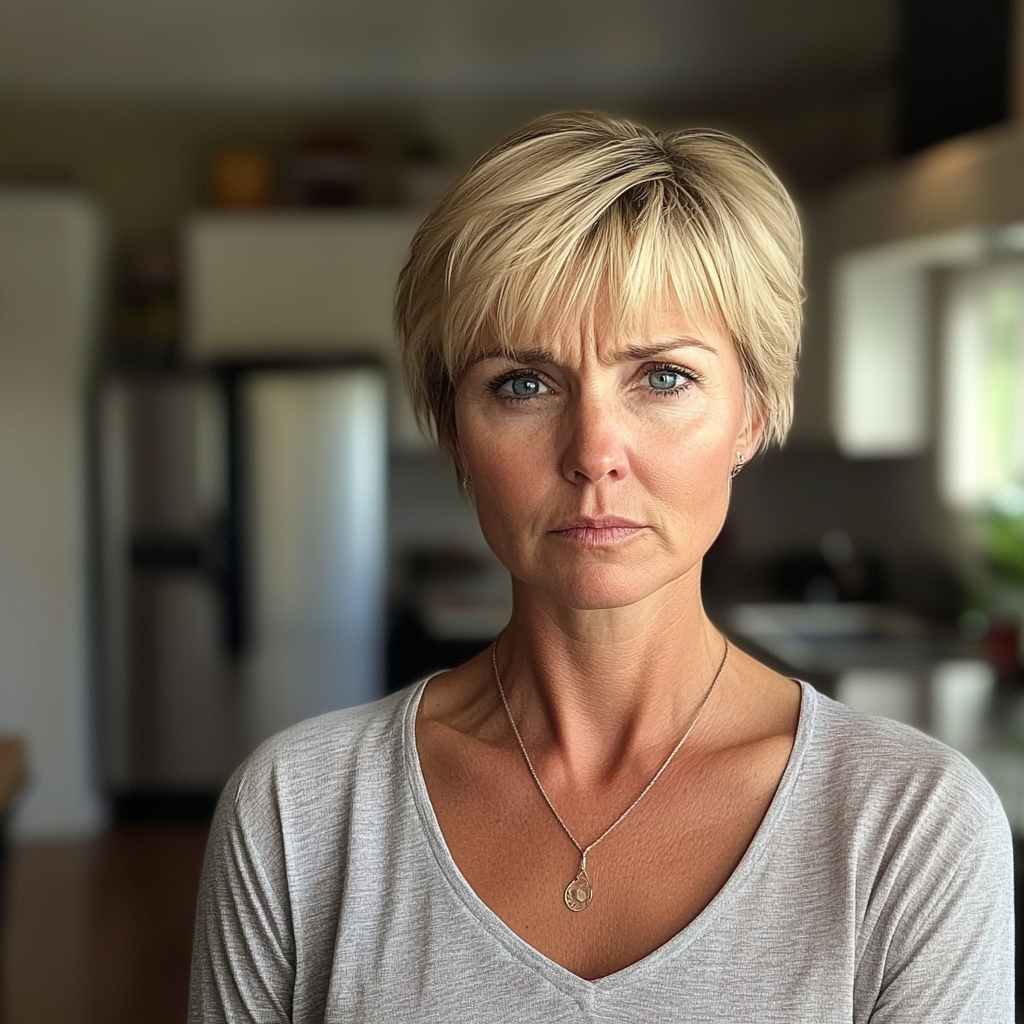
left=648, top=369, right=680, bottom=390
left=503, top=376, right=544, bottom=397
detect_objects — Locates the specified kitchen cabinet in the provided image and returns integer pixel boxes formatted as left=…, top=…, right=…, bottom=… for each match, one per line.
left=182, top=210, right=428, bottom=450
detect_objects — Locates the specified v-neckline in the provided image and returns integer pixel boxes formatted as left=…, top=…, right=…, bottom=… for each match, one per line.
left=402, top=676, right=816, bottom=1000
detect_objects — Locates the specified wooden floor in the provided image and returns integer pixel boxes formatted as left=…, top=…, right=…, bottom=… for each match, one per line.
left=0, top=822, right=209, bottom=1024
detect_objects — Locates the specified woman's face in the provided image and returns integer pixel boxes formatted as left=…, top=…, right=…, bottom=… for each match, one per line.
left=454, top=307, right=759, bottom=611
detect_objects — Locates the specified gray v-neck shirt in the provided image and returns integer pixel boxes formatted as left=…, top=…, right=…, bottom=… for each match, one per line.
left=189, top=680, right=1014, bottom=1022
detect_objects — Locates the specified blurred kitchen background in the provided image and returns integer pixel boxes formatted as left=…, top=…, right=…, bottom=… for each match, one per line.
left=2, top=0, right=1024, bottom=1019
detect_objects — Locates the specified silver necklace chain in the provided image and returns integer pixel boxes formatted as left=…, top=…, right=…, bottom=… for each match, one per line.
left=491, top=635, right=730, bottom=910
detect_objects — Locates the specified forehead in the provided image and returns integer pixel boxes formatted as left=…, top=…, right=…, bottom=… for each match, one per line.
left=474, top=305, right=732, bottom=366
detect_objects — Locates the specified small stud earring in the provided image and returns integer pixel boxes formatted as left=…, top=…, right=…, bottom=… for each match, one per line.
left=731, top=452, right=746, bottom=478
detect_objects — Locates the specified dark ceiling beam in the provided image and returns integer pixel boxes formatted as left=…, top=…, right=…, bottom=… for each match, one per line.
left=897, top=0, right=1013, bottom=155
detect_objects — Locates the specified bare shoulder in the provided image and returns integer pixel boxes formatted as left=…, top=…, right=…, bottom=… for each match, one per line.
left=417, top=647, right=497, bottom=731
left=721, top=640, right=801, bottom=744
left=415, top=647, right=510, bottom=787
left=692, top=640, right=802, bottom=802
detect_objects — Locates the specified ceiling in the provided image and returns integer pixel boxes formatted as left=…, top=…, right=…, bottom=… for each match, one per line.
left=0, top=0, right=896, bottom=107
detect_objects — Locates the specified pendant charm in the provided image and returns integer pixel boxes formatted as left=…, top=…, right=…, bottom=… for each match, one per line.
left=564, top=865, right=593, bottom=912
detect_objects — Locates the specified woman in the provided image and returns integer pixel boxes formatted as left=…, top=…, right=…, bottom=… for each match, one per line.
left=189, top=112, right=1013, bottom=1022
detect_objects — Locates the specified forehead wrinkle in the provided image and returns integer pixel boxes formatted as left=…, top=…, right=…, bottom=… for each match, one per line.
left=620, top=339, right=720, bottom=360
left=470, top=345, right=559, bottom=366
left=472, top=335, right=721, bottom=369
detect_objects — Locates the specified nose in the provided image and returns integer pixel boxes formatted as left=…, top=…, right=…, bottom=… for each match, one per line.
left=560, top=390, right=631, bottom=485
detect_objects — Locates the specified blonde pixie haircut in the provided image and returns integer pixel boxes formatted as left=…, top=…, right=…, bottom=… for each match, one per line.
left=396, top=110, right=803, bottom=464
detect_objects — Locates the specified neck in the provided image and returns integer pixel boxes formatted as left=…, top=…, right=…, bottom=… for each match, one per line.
left=494, top=565, right=727, bottom=783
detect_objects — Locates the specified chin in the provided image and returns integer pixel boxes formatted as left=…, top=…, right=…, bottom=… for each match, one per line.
left=529, top=560, right=690, bottom=611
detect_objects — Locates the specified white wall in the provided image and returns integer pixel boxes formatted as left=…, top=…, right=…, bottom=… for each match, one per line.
left=809, top=122, right=1024, bottom=462
left=0, top=190, right=106, bottom=837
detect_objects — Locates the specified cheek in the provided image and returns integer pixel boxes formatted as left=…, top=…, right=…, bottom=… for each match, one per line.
left=462, top=422, right=554, bottom=511
left=633, top=422, right=735, bottom=551
left=456, top=375, right=557, bottom=465
left=458, top=435, right=553, bottom=569
left=638, top=415, right=734, bottom=492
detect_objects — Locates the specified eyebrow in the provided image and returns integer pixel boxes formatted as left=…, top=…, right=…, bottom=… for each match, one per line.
left=480, top=338, right=719, bottom=365
left=621, top=339, right=719, bottom=359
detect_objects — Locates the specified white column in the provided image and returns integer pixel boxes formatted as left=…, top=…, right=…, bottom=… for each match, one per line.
left=0, top=190, right=107, bottom=837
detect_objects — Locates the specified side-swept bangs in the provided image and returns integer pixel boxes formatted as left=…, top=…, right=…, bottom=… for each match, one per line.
left=396, top=111, right=803, bottom=465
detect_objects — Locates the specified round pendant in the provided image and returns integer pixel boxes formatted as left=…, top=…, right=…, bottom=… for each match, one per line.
left=564, top=868, right=593, bottom=912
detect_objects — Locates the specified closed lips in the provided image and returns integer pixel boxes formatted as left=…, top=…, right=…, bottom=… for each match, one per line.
left=551, top=518, right=646, bottom=546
